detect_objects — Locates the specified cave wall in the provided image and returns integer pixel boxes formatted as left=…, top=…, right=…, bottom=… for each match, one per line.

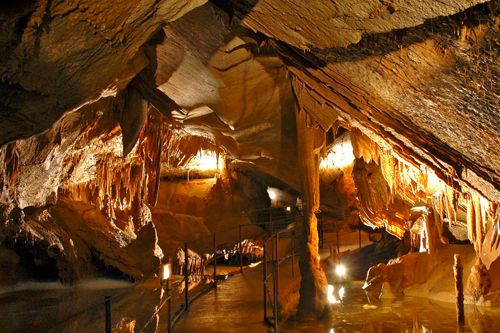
left=0, top=0, right=497, bottom=306
left=0, top=0, right=207, bottom=145
left=0, top=95, right=274, bottom=283
left=343, top=128, right=500, bottom=301
left=152, top=166, right=269, bottom=257
left=0, top=101, right=167, bottom=283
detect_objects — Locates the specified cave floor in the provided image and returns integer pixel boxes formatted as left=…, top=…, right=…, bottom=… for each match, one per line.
left=176, top=258, right=500, bottom=333
left=175, top=264, right=271, bottom=333
left=1, top=261, right=500, bottom=332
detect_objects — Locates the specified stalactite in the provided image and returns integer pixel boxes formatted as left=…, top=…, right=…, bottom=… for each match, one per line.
left=465, top=191, right=498, bottom=256
left=4, top=143, right=19, bottom=183
left=431, top=198, right=444, bottom=242
left=380, top=150, right=397, bottom=203
left=474, top=194, right=483, bottom=251
left=467, top=193, right=476, bottom=246
left=446, top=187, right=457, bottom=224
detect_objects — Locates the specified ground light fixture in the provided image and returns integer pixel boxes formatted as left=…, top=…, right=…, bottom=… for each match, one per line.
left=160, top=263, right=172, bottom=286
left=267, top=187, right=277, bottom=200
left=335, top=264, right=347, bottom=278
left=160, top=262, right=173, bottom=333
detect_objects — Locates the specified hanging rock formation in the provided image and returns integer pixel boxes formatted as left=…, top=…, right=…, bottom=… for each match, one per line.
left=0, top=0, right=498, bottom=316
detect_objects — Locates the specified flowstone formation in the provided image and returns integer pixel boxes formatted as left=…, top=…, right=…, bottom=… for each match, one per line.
left=0, top=0, right=498, bottom=319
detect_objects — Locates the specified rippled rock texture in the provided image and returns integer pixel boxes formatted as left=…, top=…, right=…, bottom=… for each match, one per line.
left=0, top=0, right=498, bottom=316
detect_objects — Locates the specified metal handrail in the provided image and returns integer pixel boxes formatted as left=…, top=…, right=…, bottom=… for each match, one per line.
left=261, top=226, right=300, bottom=333
left=44, top=286, right=133, bottom=332
left=45, top=204, right=298, bottom=333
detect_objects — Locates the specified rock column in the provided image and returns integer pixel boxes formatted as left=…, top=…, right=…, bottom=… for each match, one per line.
left=295, top=107, right=328, bottom=317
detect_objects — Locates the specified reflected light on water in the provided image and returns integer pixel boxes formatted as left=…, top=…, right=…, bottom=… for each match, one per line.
left=338, top=286, right=345, bottom=300
left=327, top=284, right=338, bottom=304
left=283, top=281, right=500, bottom=332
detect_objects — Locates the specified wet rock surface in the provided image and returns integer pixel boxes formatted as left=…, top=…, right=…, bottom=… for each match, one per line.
left=0, top=1, right=498, bottom=329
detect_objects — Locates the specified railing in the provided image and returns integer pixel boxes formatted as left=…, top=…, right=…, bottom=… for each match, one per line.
left=241, top=206, right=302, bottom=332
left=44, top=287, right=133, bottom=333
left=166, top=207, right=300, bottom=333
left=42, top=206, right=299, bottom=332
left=262, top=227, right=299, bottom=333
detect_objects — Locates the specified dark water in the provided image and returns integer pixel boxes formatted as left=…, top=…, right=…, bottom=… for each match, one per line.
left=0, top=278, right=211, bottom=333
left=1, top=279, right=499, bottom=332
left=0, top=279, right=167, bottom=333
left=282, top=282, right=500, bottom=333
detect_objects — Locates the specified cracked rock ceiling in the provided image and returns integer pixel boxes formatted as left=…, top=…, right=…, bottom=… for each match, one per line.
left=0, top=0, right=498, bottom=202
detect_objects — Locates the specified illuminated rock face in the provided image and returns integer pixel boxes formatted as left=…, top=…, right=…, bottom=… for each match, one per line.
left=0, top=0, right=498, bottom=309
left=0, top=0, right=207, bottom=145
left=296, top=109, right=328, bottom=316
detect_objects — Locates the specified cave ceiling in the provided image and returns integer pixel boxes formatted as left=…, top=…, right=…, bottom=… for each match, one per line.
left=0, top=0, right=498, bottom=202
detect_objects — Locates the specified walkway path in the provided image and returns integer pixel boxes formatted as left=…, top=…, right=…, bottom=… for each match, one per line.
left=174, top=247, right=337, bottom=333
left=174, top=265, right=270, bottom=333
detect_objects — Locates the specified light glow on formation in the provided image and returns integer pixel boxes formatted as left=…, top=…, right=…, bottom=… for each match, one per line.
left=187, top=149, right=223, bottom=171
left=320, top=136, right=355, bottom=170
left=425, top=169, right=445, bottom=195
left=267, top=187, right=278, bottom=200
left=335, top=264, right=347, bottom=278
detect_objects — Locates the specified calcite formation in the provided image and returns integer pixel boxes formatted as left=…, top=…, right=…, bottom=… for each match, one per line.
left=0, top=0, right=498, bottom=318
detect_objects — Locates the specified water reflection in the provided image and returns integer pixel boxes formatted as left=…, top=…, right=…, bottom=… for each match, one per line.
left=282, top=282, right=500, bottom=333
left=0, top=278, right=162, bottom=333
left=1, top=278, right=499, bottom=332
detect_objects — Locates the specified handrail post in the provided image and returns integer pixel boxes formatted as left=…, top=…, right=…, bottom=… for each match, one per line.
left=184, top=242, right=189, bottom=310
left=105, top=296, right=111, bottom=333
left=239, top=224, right=243, bottom=273
left=291, top=232, right=295, bottom=278
left=275, top=232, right=279, bottom=332
left=276, top=233, right=279, bottom=300
left=272, top=238, right=278, bottom=333
left=167, top=289, right=172, bottom=333
left=213, top=232, right=217, bottom=288
left=358, top=220, right=362, bottom=249
left=335, top=219, right=340, bottom=254
left=263, top=238, right=267, bottom=322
